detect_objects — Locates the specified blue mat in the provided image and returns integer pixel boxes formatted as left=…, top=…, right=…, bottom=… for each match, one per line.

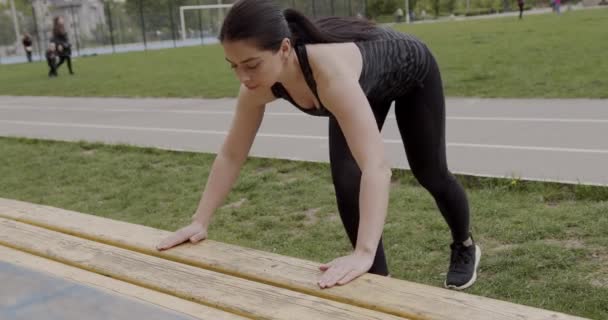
left=0, top=261, right=200, bottom=320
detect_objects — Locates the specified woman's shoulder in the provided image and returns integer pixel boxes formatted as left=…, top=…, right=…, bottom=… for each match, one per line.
left=306, top=42, right=357, bottom=63
left=305, top=43, right=362, bottom=82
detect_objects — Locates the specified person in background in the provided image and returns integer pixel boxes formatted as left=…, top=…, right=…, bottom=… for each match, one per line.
left=518, top=0, right=525, bottom=19
left=22, top=33, right=33, bottom=63
left=554, top=0, right=562, bottom=14
left=394, top=7, right=404, bottom=23
left=51, top=16, right=74, bottom=75
left=46, top=42, right=58, bottom=77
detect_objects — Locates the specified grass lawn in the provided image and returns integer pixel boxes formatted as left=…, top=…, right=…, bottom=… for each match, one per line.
left=1, top=7, right=606, bottom=319
left=0, top=8, right=606, bottom=98
left=1, top=136, right=607, bottom=319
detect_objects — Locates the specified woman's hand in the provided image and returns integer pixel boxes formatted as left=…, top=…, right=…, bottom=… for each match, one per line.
left=156, top=221, right=208, bottom=251
left=318, top=252, right=374, bottom=289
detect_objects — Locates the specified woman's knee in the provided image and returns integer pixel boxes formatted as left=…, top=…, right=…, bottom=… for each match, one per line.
left=411, top=166, right=451, bottom=195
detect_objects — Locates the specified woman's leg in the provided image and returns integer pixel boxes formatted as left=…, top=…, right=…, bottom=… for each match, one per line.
left=47, top=56, right=57, bottom=77
left=328, top=100, right=392, bottom=275
left=55, top=56, right=65, bottom=70
left=394, top=53, right=480, bottom=289
left=66, top=56, right=73, bottom=74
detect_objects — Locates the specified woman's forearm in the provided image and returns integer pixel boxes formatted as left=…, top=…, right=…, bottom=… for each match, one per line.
left=192, top=152, right=246, bottom=228
left=355, top=166, right=392, bottom=257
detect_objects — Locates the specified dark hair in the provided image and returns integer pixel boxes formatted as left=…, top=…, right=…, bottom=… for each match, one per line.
left=219, top=0, right=379, bottom=51
left=52, top=16, right=65, bottom=37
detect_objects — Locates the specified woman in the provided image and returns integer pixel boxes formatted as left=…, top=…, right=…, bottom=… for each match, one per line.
left=22, top=33, right=33, bottom=63
left=157, top=0, right=481, bottom=291
left=51, top=16, right=74, bottom=75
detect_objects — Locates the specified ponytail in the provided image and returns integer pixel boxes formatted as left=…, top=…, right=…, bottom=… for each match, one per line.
left=284, top=9, right=380, bottom=45
left=220, top=0, right=380, bottom=52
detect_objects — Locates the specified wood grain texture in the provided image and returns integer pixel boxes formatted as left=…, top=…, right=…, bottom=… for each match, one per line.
left=0, top=218, right=407, bottom=320
left=0, top=245, right=250, bottom=320
left=0, top=198, right=588, bottom=320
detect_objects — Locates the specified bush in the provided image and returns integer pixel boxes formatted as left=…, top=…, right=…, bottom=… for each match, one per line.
left=453, top=7, right=498, bottom=15
left=453, top=4, right=533, bottom=15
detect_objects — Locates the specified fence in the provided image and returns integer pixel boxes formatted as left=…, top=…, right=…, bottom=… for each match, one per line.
left=0, top=0, right=367, bottom=64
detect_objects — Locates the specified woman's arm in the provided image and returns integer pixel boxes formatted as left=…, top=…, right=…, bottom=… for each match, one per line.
left=191, top=86, right=270, bottom=227
left=312, top=45, right=392, bottom=287
left=319, top=78, right=392, bottom=258
left=157, top=85, right=274, bottom=250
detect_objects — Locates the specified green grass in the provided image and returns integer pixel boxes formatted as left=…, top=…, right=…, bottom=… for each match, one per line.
left=0, top=45, right=238, bottom=98
left=1, top=8, right=606, bottom=98
left=1, top=136, right=607, bottom=319
left=0, top=7, right=606, bottom=319
left=393, top=8, right=608, bottom=98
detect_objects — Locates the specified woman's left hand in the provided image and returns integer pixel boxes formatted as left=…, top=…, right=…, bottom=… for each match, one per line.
left=318, top=252, right=374, bottom=289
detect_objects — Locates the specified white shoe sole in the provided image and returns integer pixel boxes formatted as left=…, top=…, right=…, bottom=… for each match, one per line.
left=444, top=244, right=481, bottom=290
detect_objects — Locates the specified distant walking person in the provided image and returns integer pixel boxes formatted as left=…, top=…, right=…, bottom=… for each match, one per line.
left=394, top=8, right=404, bottom=23
left=22, top=33, right=33, bottom=62
left=51, top=16, right=74, bottom=75
left=517, top=0, right=525, bottom=19
left=554, top=0, right=561, bottom=14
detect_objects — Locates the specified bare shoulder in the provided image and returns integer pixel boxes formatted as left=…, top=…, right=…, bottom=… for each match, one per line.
left=237, top=84, right=277, bottom=108
left=305, top=43, right=362, bottom=83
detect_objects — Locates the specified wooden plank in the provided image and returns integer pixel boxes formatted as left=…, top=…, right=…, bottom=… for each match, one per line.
left=0, top=198, right=587, bottom=320
left=0, top=218, right=407, bottom=320
left=0, top=245, right=249, bottom=320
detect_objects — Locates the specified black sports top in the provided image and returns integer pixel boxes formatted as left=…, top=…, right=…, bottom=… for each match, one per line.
left=271, top=27, right=432, bottom=117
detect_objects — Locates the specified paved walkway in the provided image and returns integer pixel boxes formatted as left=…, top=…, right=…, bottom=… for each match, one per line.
left=1, top=95, right=607, bottom=186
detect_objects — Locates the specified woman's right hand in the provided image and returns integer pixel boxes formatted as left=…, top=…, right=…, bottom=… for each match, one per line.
left=156, top=221, right=208, bottom=251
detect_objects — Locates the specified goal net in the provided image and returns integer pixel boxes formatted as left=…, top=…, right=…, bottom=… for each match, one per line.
left=179, top=3, right=234, bottom=42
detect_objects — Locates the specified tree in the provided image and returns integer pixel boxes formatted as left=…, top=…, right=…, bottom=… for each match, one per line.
left=0, top=11, right=17, bottom=46
left=447, top=0, right=457, bottom=13
left=366, top=0, right=400, bottom=18
left=431, top=0, right=441, bottom=16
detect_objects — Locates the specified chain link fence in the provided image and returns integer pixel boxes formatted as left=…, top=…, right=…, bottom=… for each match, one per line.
left=1, top=0, right=561, bottom=65
left=0, top=0, right=367, bottom=64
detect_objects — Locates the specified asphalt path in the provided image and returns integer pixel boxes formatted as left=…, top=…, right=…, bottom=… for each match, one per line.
left=1, top=96, right=607, bottom=186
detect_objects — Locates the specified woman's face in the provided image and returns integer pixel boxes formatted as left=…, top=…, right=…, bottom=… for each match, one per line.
left=222, top=38, right=291, bottom=90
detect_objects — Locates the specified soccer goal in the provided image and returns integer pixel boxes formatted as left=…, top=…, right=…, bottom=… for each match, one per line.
left=179, top=3, right=234, bottom=41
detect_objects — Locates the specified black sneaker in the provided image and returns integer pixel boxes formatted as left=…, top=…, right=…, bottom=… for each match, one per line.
left=445, top=239, right=481, bottom=290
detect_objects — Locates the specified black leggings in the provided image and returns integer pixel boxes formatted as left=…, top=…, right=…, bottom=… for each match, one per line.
left=47, top=56, right=57, bottom=76
left=56, top=55, right=73, bottom=74
left=328, top=55, right=470, bottom=275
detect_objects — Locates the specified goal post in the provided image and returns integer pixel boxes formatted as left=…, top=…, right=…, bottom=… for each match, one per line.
left=179, top=3, right=234, bottom=41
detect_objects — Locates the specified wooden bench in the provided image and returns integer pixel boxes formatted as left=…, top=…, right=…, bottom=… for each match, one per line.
left=0, top=198, right=588, bottom=320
